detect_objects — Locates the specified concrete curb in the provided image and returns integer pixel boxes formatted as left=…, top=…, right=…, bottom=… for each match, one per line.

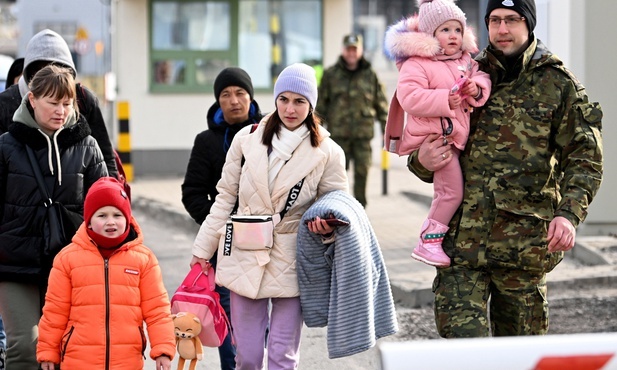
left=573, top=236, right=616, bottom=265
left=133, top=196, right=199, bottom=235
left=390, top=265, right=617, bottom=308
left=391, top=284, right=434, bottom=308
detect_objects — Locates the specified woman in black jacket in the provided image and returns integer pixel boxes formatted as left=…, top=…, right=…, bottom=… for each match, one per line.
left=0, top=65, right=108, bottom=368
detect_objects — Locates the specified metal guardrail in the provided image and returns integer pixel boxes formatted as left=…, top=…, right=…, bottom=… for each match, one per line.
left=379, top=333, right=617, bottom=370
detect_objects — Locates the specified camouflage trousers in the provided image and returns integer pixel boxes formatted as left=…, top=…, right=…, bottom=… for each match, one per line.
left=432, top=265, right=548, bottom=337
left=333, top=138, right=371, bottom=207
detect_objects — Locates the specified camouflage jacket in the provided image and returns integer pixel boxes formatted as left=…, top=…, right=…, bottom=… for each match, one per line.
left=317, top=56, right=389, bottom=140
left=409, top=38, right=603, bottom=271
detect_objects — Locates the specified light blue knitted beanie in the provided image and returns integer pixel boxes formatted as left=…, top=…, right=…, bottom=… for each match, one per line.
left=273, top=63, right=318, bottom=108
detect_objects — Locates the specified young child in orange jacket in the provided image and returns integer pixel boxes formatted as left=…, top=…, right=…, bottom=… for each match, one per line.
left=37, top=177, right=175, bottom=370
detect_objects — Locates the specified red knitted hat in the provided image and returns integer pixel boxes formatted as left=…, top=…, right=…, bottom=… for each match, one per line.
left=84, top=177, right=131, bottom=228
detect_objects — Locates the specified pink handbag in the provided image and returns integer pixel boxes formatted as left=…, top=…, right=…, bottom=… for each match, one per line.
left=170, top=264, right=230, bottom=347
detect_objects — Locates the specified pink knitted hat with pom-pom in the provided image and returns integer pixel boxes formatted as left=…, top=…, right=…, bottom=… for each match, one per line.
left=417, top=0, right=467, bottom=36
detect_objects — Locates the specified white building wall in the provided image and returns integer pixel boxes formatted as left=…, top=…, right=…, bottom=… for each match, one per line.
left=322, top=0, right=353, bottom=68
left=572, top=0, right=617, bottom=232
left=112, top=0, right=353, bottom=175
left=113, top=0, right=195, bottom=151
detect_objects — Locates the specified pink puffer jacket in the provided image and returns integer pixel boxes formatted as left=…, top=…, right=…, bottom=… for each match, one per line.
left=383, top=14, right=491, bottom=155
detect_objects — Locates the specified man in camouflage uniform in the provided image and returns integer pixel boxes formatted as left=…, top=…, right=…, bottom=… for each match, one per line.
left=317, top=34, right=389, bottom=207
left=408, top=0, right=603, bottom=337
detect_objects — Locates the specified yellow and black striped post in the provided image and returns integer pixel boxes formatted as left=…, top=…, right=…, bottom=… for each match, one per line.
left=382, top=148, right=389, bottom=195
left=270, top=6, right=282, bottom=84
left=117, top=101, right=133, bottom=182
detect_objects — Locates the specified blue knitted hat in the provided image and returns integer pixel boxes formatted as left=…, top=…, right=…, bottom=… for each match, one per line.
left=273, top=63, right=318, bottom=108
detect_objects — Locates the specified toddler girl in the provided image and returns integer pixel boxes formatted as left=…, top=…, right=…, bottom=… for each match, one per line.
left=384, top=0, right=491, bottom=267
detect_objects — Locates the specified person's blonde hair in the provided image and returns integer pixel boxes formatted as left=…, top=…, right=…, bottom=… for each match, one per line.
left=28, top=64, right=78, bottom=114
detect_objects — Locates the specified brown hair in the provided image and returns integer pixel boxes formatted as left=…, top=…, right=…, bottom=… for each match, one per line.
left=261, top=110, right=323, bottom=148
left=28, top=64, right=78, bottom=113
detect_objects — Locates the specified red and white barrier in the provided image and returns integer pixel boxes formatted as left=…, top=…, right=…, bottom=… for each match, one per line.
left=379, top=333, right=617, bottom=370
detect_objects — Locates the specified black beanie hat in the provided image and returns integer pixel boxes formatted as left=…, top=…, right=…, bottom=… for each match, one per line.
left=213, top=67, right=254, bottom=103
left=485, top=0, right=536, bottom=34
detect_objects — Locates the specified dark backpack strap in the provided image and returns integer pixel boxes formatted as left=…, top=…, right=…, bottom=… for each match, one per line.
left=25, top=146, right=52, bottom=206
left=240, top=123, right=259, bottom=167
left=233, top=123, right=260, bottom=214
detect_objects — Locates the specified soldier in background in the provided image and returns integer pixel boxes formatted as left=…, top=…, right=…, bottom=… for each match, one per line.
left=317, top=34, right=389, bottom=208
left=408, top=0, right=603, bottom=337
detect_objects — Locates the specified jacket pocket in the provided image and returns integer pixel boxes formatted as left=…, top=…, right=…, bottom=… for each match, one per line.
left=61, top=326, right=75, bottom=362
left=493, top=189, right=554, bottom=221
left=575, top=101, right=603, bottom=143
left=139, top=325, right=147, bottom=358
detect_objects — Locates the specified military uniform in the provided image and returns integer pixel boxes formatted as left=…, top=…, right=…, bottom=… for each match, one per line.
left=409, top=37, right=603, bottom=337
left=318, top=56, right=389, bottom=207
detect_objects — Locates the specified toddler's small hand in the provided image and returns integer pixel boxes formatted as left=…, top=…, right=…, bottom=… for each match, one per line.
left=449, top=94, right=462, bottom=109
left=461, top=80, right=479, bottom=99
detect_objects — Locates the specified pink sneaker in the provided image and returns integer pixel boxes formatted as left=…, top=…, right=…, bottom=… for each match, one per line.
left=411, top=219, right=451, bottom=267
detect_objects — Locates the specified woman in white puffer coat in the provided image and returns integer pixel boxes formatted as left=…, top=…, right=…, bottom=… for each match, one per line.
left=191, top=63, right=348, bottom=370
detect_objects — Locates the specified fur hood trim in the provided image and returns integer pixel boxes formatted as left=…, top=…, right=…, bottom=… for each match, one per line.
left=384, top=14, right=478, bottom=62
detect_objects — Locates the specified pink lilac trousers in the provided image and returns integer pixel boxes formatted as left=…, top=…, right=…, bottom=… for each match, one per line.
left=428, top=149, right=464, bottom=225
left=230, top=292, right=303, bottom=370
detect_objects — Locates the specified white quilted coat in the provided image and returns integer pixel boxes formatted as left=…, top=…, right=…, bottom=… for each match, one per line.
left=193, top=116, right=348, bottom=299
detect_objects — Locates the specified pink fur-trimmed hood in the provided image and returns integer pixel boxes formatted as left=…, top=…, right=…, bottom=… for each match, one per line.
left=384, top=14, right=478, bottom=64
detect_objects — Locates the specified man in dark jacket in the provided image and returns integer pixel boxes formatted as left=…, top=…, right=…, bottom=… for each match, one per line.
left=181, top=67, right=262, bottom=370
left=0, top=29, right=117, bottom=178
left=318, top=34, right=389, bottom=207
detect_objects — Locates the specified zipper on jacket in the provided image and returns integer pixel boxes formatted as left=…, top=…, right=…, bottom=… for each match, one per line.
left=105, top=258, right=110, bottom=370
left=230, top=215, right=273, bottom=223
left=60, top=326, right=75, bottom=362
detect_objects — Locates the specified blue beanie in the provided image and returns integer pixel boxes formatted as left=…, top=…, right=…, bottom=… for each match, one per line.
left=273, top=63, right=318, bottom=108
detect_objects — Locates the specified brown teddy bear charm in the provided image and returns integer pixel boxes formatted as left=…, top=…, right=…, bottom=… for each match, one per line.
left=172, top=312, right=204, bottom=370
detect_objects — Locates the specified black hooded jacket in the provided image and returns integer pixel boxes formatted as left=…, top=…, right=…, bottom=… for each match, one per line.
left=0, top=108, right=108, bottom=284
left=181, top=100, right=262, bottom=224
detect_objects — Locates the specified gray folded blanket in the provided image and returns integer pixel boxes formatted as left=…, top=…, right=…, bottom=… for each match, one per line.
left=297, top=190, right=398, bottom=359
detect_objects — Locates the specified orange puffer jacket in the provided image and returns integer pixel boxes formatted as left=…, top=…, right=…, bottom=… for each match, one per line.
left=37, top=217, right=175, bottom=369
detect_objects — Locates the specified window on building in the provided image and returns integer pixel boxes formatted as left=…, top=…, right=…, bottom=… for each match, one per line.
left=150, top=0, right=322, bottom=93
